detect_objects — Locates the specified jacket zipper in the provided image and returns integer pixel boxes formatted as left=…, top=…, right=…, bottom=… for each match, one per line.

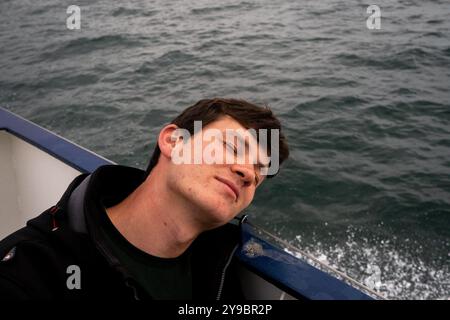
left=124, top=278, right=141, bottom=301
left=216, top=244, right=239, bottom=300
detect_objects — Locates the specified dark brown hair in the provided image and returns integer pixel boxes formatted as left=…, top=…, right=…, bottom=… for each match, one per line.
left=145, top=98, right=289, bottom=178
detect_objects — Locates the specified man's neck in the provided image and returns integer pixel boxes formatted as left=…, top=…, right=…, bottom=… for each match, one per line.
left=105, top=169, right=204, bottom=258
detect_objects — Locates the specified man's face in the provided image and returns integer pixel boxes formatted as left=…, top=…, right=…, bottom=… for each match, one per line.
left=165, top=115, right=269, bottom=229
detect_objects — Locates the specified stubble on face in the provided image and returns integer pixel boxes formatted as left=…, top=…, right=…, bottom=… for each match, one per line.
left=165, top=116, right=263, bottom=228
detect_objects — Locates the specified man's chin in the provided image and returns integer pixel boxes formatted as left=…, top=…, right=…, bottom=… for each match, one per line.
left=201, top=207, right=237, bottom=229
left=189, top=195, right=238, bottom=228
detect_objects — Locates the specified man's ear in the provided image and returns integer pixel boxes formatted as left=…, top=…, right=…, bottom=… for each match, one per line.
left=158, top=124, right=180, bottom=159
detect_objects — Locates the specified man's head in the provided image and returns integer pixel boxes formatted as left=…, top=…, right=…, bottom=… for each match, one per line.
left=145, top=98, right=289, bottom=229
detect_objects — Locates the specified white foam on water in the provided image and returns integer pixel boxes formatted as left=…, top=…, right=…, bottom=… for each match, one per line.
left=286, top=227, right=449, bottom=300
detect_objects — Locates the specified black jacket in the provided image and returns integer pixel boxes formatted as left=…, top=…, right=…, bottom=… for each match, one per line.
left=0, top=165, right=244, bottom=300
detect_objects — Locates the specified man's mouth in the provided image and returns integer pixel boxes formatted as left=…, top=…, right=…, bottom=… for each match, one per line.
left=215, top=176, right=239, bottom=201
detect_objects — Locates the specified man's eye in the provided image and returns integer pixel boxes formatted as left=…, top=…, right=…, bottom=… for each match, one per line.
left=224, top=142, right=237, bottom=155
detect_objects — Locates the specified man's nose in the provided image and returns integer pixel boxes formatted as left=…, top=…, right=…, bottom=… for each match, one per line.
left=231, top=163, right=255, bottom=186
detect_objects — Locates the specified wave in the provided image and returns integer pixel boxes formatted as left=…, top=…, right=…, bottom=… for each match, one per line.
left=334, top=47, right=449, bottom=70
left=111, top=7, right=158, bottom=17
left=191, top=2, right=257, bottom=15
left=38, top=35, right=145, bottom=61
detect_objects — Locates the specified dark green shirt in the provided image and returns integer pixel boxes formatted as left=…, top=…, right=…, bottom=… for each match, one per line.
left=99, top=207, right=193, bottom=300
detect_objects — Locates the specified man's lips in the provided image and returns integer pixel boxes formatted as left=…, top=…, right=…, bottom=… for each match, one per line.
left=215, top=176, right=239, bottom=201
